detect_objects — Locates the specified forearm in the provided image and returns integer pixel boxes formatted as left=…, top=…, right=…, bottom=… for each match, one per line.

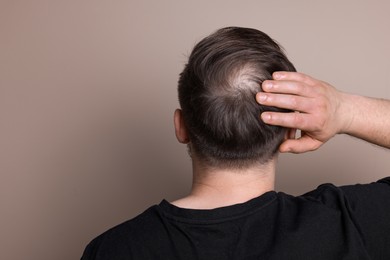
left=341, top=93, right=390, bottom=149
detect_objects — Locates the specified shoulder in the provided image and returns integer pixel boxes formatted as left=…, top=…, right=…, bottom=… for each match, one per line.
left=301, top=177, right=390, bottom=203
left=276, top=177, right=390, bottom=215
left=81, top=205, right=163, bottom=259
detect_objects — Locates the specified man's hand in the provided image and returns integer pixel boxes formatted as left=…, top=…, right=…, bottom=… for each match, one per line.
left=256, top=72, right=351, bottom=153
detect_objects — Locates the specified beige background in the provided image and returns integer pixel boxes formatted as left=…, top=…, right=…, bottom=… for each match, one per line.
left=1, top=1, right=389, bottom=259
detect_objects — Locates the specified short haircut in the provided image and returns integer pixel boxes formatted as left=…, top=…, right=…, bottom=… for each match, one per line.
left=178, top=27, right=296, bottom=168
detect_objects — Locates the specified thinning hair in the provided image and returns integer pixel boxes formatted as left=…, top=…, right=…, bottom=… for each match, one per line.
left=178, top=27, right=296, bottom=169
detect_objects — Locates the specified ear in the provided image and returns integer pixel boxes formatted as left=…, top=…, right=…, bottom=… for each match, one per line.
left=174, top=109, right=190, bottom=144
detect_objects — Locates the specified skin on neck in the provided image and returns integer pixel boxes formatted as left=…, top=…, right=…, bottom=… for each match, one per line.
left=172, top=153, right=276, bottom=209
left=172, top=108, right=277, bottom=210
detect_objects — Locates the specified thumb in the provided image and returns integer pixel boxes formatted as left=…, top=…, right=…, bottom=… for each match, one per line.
left=279, top=136, right=323, bottom=153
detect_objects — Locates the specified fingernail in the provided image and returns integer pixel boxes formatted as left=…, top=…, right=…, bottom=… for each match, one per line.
left=261, top=113, right=271, bottom=121
left=273, top=72, right=282, bottom=79
left=257, top=93, right=267, bottom=103
left=262, top=81, right=273, bottom=90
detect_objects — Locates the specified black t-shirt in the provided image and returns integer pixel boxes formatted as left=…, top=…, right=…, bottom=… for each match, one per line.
left=81, top=178, right=390, bottom=260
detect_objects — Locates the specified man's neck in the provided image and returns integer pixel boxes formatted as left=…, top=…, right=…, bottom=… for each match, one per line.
left=172, top=159, right=276, bottom=210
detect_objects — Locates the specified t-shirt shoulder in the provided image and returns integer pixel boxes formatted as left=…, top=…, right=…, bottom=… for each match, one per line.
left=299, top=177, right=390, bottom=209
left=81, top=205, right=160, bottom=259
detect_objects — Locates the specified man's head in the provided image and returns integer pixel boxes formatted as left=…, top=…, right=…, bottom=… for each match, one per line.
left=176, top=27, right=296, bottom=169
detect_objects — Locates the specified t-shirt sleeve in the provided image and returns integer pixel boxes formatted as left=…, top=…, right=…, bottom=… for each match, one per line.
left=340, top=177, right=390, bottom=259
left=80, top=237, right=101, bottom=260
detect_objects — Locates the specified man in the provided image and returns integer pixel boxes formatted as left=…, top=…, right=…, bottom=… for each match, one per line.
left=81, top=27, right=390, bottom=259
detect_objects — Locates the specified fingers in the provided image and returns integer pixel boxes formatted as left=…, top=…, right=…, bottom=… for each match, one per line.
left=256, top=92, right=314, bottom=112
left=258, top=72, right=339, bottom=154
left=261, top=112, right=315, bottom=131
left=279, top=136, right=323, bottom=153
left=261, top=72, right=326, bottom=98
left=261, top=80, right=311, bottom=96
left=261, top=78, right=325, bottom=99
left=272, top=71, right=317, bottom=85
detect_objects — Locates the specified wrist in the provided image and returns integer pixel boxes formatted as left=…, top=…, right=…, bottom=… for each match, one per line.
left=337, top=92, right=357, bottom=135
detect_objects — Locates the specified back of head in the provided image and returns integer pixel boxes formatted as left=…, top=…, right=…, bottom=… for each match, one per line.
left=178, top=27, right=296, bottom=169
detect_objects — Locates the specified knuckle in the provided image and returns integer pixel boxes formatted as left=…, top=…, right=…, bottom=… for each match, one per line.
left=289, top=83, right=300, bottom=94
left=309, top=141, right=322, bottom=151
left=290, top=96, right=299, bottom=109
left=292, top=113, right=304, bottom=126
left=298, top=73, right=314, bottom=85
left=316, top=99, right=328, bottom=112
left=300, top=73, right=309, bottom=82
left=312, top=116, right=326, bottom=131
